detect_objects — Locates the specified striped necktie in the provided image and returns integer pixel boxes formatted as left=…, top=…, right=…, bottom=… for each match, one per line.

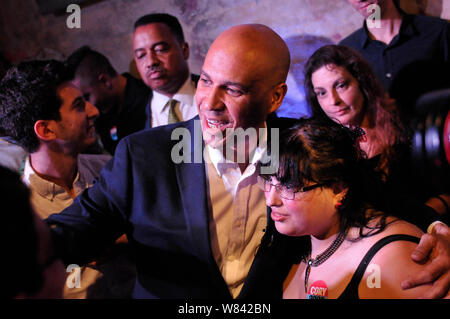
left=167, top=99, right=180, bottom=124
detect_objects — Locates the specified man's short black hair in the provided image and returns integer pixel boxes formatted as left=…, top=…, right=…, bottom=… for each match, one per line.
left=134, top=13, right=185, bottom=44
left=66, top=45, right=117, bottom=84
left=0, top=60, right=70, bottom=152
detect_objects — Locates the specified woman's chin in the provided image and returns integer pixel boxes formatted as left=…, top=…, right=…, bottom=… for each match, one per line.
left=275, top=223, right=306, bottom=237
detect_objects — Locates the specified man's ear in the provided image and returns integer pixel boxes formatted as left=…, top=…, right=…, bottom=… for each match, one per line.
left=98, top=73, right=113, bottom=90
left=269, top=82, right=288, bottom=114
left=34, top=120, right=56, bottom=142
left=182, top=42, right=190, bottom=60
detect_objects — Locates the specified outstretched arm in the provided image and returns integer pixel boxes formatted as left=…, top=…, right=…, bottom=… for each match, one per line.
left=45, top=139, right=132, bottom=266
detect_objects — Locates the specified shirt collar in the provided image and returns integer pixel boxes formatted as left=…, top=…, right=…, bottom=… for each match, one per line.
left=22, top=156, right=87, bottom=201
left=206, top=123, right=268, bottom=178
left=360, top=11, right=416, bottom=48
left=359, top=22, right=371, bottom=48
left=173, top=75, right=196, bottom=106
left=397, top=13, right=417, bottom=38
left=152, top=75, right=195, bottom=114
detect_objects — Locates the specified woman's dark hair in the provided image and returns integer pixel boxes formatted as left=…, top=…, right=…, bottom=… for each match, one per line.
left=304, top=45, right=407, bottom=175
left=0, top=165, right=43, bottom=298
left=261, top=118, right=389, bottom=240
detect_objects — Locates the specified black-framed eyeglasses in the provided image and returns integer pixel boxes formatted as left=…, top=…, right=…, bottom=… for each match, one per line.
left=257, top=175, right=324, bottom=200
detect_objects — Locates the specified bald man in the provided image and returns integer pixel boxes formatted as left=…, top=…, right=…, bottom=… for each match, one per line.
left=46, top=24, right=299, bottom=299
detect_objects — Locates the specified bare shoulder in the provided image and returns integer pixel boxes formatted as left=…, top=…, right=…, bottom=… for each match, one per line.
left=357, top=217, right=431, bottom=298
left=381, top=217, right=424, bottom=238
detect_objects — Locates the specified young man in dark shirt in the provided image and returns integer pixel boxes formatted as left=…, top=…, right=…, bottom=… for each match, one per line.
left=340, top=0, right=449, bottom=122
left=68, top=46, right=150, bottom=154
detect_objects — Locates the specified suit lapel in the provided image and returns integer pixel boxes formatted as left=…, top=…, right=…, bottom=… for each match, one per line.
left=174, top=118, right=212, bottom=263
left=144, top=91, right=153, bottom=129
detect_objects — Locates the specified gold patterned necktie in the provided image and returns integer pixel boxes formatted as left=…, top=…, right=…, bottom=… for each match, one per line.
left=167, top=99, right=180, bottom=124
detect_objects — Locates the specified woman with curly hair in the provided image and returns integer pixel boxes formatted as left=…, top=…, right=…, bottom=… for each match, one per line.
left=304, top=44, right=406, bottom=175
left=303, top=44, right=448, bottom=227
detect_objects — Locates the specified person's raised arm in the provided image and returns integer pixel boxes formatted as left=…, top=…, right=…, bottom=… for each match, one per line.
left=45, top=138, right=132, bottom=266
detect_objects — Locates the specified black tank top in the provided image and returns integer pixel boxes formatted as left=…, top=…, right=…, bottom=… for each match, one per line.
left=338, top=234, right=420, bottom=299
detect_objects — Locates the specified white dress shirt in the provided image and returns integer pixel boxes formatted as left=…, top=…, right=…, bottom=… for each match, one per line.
left=204, top=126, right=268, bottom=298
left=22, top=153, right=111, bottom=219
left=150, top=76, right=198, bottom=127
left=21, top=153, right=111, bottom=299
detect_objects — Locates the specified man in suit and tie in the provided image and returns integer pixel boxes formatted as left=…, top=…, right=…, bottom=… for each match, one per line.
left=46, top=23, right=295, bottom=299
left=133, top=13, right=199, bottom=128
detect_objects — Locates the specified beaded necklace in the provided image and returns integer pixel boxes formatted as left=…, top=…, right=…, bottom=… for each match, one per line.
left=304, top=231, right=346, bottom=293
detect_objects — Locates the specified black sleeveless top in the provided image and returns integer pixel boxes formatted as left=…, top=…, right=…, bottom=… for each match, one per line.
left=338, top=234, right=420, bottom=299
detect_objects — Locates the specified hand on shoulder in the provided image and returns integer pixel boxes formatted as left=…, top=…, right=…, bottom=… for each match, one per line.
left=357, top=218, right=431, bottom=298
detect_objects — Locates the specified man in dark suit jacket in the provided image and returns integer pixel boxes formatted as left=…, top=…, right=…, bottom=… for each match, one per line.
left=47, top=24, right=297, bottom=299
left=47, top=23, right=449, bottom=299
left=133, top=13, right=199, bottom=129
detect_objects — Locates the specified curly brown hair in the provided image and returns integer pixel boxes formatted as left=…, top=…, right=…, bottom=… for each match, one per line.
left=304, top=45, right=407, bottom=176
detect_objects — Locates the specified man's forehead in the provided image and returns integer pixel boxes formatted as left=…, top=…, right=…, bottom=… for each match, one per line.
left=203, top=46, right=265, bottom=84
left=133, top=23, right=175, bottom=45
left=57, top=82, right=83, bottom=101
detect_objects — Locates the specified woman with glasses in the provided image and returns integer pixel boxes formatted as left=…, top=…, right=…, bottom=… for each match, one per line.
left=303, top=44, right=449, bottom=227
left=258, top=119, right=431, bottom=299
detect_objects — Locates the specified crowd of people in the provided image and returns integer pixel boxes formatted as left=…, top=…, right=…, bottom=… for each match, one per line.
left=0, top=0, right=449, bottom=299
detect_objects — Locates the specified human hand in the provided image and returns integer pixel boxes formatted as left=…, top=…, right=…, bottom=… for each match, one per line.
left=401, top=223, right=450, bottom=298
